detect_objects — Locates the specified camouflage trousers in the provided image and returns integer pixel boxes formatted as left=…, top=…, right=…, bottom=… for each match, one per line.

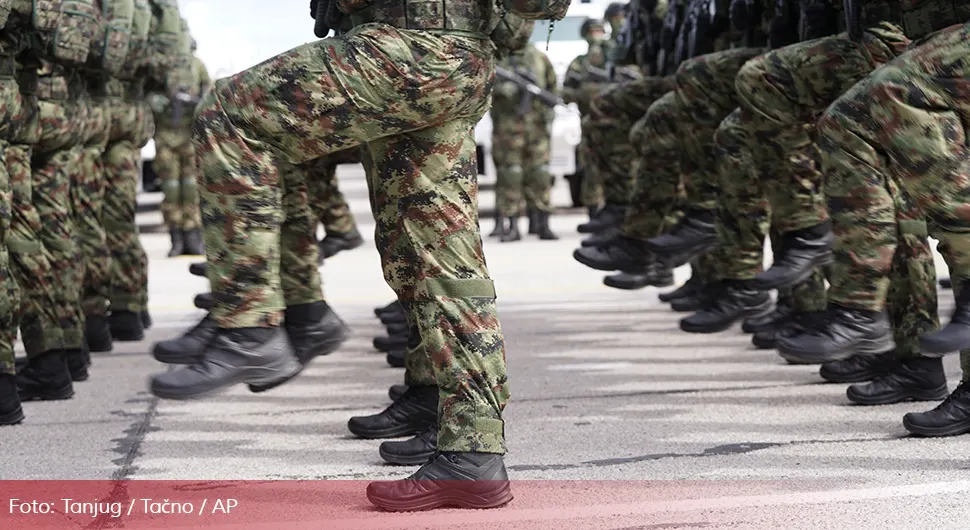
left=103, top=93, right=152, bottom=313
left=582, top=77, right=671, bottom=206
left=577, top=135, right=602, bottom=209
left=306, top=149, right=361, bottom=236
left=491, top=112, right=553, bottom=217
left=194, top=25, right=508, bottom=453
left=32, top=80, right=86, bottom=351
left=155, top=127, right=201, bottom=230
left=819, top=22, right=970, bottom=373
left=279, top=160, right=325, bottom=306
left=734, top=22, right=909, bottom=235
left=0, top=76, right=28, bottom=374
left=71, top=94, right=111, bottom=320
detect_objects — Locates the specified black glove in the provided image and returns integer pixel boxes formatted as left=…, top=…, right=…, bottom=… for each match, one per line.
left=314, top=0, right=331, bottom=38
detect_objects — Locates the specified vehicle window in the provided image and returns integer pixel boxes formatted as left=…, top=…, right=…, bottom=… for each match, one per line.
left=530, top=17, right=588, bottom=43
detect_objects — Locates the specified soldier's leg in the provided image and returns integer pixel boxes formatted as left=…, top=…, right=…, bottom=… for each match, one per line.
left=681, top=108, right=771, bottom=334
left=522, top=115, right=557, bottom=241
left=648, top=48, right=765, bottom=266
left=734, top=26, right=910, bottom=289
left=0, top=139, right=23, bottom=425
left=179, top=135, right=204, bottom=255
left=581, top=78, right=671, bottom=234
left=153, top=130, right=183, bottom=257
left=576, top=134, right=603, bottom=222
left=491, top=118, right=525, bottom=243
left=306, top=157, right=363, bottom=261
left=72, top=94, right=111, bottom=368
left=103, top=98, right=150, bottom=340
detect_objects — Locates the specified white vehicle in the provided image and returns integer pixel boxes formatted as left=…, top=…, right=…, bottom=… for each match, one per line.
left=474, top=1, right=607, bottom=182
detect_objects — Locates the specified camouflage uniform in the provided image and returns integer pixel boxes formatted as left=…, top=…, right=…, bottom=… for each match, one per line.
left=307, top=152, right=360, bottom=237
left=742, top=23, right=943, bottom=359
left=191, top=17, right=508, bottom=454
left=818, top=20, right=970, bottom=372
left=491, top=45, right=557, bottom=218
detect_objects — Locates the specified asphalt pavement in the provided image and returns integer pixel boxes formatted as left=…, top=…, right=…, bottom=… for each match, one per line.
left=3, top=166, right=969, bottom=529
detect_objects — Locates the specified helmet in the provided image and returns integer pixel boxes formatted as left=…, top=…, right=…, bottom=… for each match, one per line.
left=605, top=2, right=627, bottom=19
left=580, top=18, right=606, bottom=38
left=491, top=13, right=535, bottom=55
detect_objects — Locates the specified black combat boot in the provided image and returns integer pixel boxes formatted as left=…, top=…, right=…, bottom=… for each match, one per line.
left=182, top=228, right=205, bottom=256
left=374, top=329, right=409, bottom=353
left=940, top=277, right=952, bottom=289
left=578, top=202, right=624, bottom=234
left=375, top=300, right=401, bottom=317
left=679, top=281, right=772, bottom=334
left=658, top=273, right=703, bottom=303
left=573, top=236, right=652, bottom=272
left=527, top=206, right=538, bottom=235
left=194, top=292, right=214, bottom=310
left=576, top=205, right=601, bottom=233
left=845, top=357, right=948, bottom=405
left=366, top=452, right=512, bottom=511
left=387, top=349, right=405, bottom=368
left=499, top=217, right=521, bottom=242
left=580, top=224, right=621, bottom=247
left=150, top=327, right=302, bottom=400
left=249, top=301, right=350, bottom=393
left=753, top=224, right=833, bottom=290
left=0, top=373, right=23, bottom=425
left=385, top=321, right=408, bottom=336
left=603, top=262, right=675, bottom=290
left=921, top=287, right=970, bottom=354
left=85, top=314, right=113, bottom=353
left=66, top=348, right=89, bottom=382
left=109, top=310, right=144, bottom=341
left=751, top=330, right=777, bottom=349
left=753, top=310, right=826, bottom=352
left=488, top=212, right=504, bottom=238
left=318, top=227, right=364, bottom=263
left=379, top=426, right=438, bottom=465
left=189, top=262, right=207, bottom=277
left=389, top=384, right=407, bottom=401
left=741, top=302, right=791, bottom=334
left=776, top=304, right=894, bottom=364
left=903, top=380, right=970, bottom=437
left=17, top=350, right=74, bottom=401
left=669, top=281, right=720, bottom=313
left=380, top=307, right=407, bottom=326
left=167, top=227, right=184, bottom=257
left=645, top=210, right=718, bottom=267
left=153, top=315, right=218, bottom=364
left=141, top=311, right=153, bottom=330
left=347, top=385, right=437, bottom=439
left=535, top=212, right=558, bottom=240
left=819, top=350, right=897, bottom=383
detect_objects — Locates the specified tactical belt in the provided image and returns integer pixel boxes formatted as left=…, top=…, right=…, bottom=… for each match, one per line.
left=861, top=0, right=970, bottom=39
left=349, top=0, right=490, bottom=35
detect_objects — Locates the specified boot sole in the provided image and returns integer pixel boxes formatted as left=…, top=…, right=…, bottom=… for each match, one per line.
left=348, top=418, right=435, bottom=439
left=248, top=326, right=351, bottom=393
left=903, top=416, right=970, bottom=437
left=572, top=249, right=633, bottom=273
left=679, top=302, right=774, bottom=334
left=777, top=335, right=896, bottom=365
left=752, top=252, right=834, bottom=291
left=0, top=406, right=25, bottom=425
left=367, top=483, right=513, bottom=512
left=378, top=446, right=436, bottom=466
left=846, top=384, right=949, bottom=406
left=151, top=358, right=303, bottom=400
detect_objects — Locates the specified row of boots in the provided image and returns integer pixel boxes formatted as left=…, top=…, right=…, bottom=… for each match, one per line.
left=1, top=310, right=153, bottom=426
left=167, top=227, right=205, bottom=258
left=488, top=207, right=558, bottom=242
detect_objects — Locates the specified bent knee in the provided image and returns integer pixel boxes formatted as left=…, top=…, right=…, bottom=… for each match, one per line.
left=734, top=54, right=798, bottom=123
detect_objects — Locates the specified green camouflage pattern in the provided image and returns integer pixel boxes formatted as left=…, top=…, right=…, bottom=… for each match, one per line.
left=103, top=90, right=151, bottom=313
left=307, top=151, right=361, bottom=236
left=278, top=160, right=323, bottom=307
left=491, top=45, right=556, bottom=217
left=193, top=25, right=507, bottom=453
left=34, top=68, right=85, bottom=350
left=72, top=90, right=111, bottom=319
left=675, top=48, right=765, bottom=214
left=154, top=127, right=200, bottom=230
left=621, top=90, right=682, bottom=240
left=0, top=74, right=22, bottom=374
left=581, top=76, right=672, bottom=207
left=561, top=40, right=611, bottom=115
left=734, top=23, right=910, bottom=235
left=711, top=108, right=768, bottom=279
left=818, top=22, right=970, bottom=370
